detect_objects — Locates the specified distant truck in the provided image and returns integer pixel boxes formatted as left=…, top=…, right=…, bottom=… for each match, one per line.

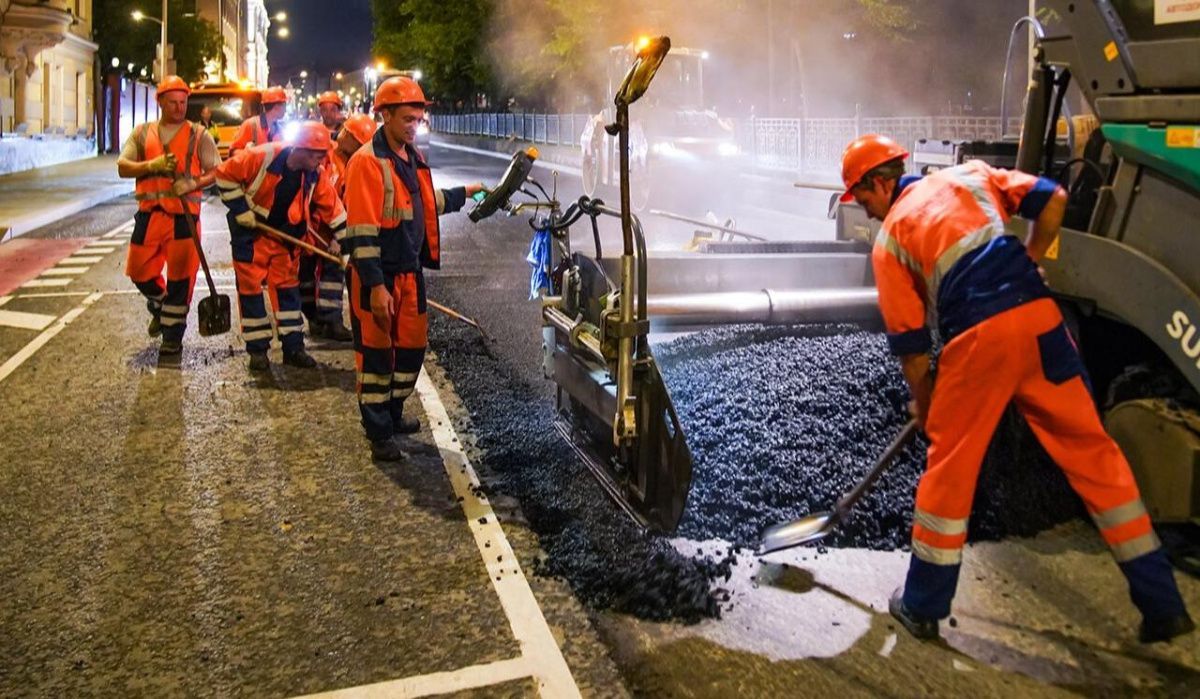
left=580, top=40, right=742, bottom=211
left=186, top=83, right=263, bottom=159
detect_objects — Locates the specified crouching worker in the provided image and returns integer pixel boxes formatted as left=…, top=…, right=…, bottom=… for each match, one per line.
left=177, top=122, right=346, bottom=372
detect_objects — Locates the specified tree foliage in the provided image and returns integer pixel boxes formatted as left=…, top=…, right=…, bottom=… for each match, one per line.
left=94, top=0, right=222, bottom=83
left=371, top=0, right=494, bottom=107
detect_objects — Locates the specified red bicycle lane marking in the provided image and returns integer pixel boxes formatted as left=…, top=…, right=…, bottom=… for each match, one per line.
left=0, top=238, right=93, bottom=296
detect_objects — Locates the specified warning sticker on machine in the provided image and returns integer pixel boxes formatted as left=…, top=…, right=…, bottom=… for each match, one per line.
left=1155, top=0, right=1200, bottom=25
left=1166, top=127, right=1200, bottom=148
left=1044, top=236, right=1060, bottom=261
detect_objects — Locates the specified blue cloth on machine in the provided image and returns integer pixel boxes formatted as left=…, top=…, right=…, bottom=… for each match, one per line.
left=526, top=227, right=552, bottom=300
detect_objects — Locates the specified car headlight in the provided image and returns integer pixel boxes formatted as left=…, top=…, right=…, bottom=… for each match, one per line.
left=718, top=141, right=740, bottom=157
left=651, top=141, right=677, bottom=156
left=281, top=120, right=300, bottom=144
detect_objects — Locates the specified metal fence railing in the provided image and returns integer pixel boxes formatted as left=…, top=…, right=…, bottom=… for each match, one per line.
left=431, top=112, right=1025, bottom=175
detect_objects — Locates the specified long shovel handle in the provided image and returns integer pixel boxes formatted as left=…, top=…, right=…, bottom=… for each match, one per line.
left=256, top=222, right=490, bottom=338
left=176, top=194, right=219, bottom=298
left=833, top=419, right=919, bottom=516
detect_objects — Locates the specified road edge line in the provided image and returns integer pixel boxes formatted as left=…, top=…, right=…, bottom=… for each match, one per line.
left=415, top=371, right=582, bottom=699
left=0, top=291, right=103, bottom=385
left=292, top=657, right=532, bottom=699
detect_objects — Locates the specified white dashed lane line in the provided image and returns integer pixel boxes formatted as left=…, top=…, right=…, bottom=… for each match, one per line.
left=16, top=222, right=133, bottom=292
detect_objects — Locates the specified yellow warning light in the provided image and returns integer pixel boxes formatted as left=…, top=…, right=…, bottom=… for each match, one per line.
left=635, top=36, right=651, bottom=52
left=526, top=146, right=540, bottom=160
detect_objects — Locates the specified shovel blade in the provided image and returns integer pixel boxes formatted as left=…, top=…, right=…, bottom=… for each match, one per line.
left=758, top=511, right=836, bottom=555
left=197, top=293, right=232, bottom=337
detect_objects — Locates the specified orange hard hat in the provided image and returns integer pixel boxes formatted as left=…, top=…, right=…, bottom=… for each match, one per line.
left=373, top=76, right=428, bottom=111
left=261, top=86, right=288, bottom=105
left=341, top=113, right=378, bottom=145
left=317, top=91, right=343, bottom=107
left=839, top=134, right=909, bottom=202
left=156, top=75, right=190, bottom=97
left=291, top=121, right=332, bottom=151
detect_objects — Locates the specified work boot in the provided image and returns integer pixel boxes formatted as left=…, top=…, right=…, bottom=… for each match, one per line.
left=159, top=338, right=182, bottom=355
left=370, top=436, right=408, bottom=462
left=395, top=414, right=421, bottom=435
left=247, top=351, right=270, bottom=372
left=889, top=587, right=940, bottom=640
left=318, top=322, right=353, bottom=342
left=1140, top=613, right=1195, bottom=644
left=283, top=348, right=318, bottom=368
left=147, top=301, right=162, bottom=338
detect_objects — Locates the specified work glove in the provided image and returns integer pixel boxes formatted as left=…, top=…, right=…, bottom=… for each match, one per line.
left=369, top=285, right=394, bottom=330
left=172, top=177, right=196, bottom=197
left=234, top=210, right=258, bottom=230
left=147, top=152, right=177, bottom=175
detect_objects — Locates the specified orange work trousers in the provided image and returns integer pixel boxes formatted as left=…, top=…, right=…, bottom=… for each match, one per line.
left=125, top=210, right=199, bottom=342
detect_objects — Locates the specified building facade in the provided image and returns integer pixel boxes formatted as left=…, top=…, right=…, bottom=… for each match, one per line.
left=0, top=0, right=97, bottom=136
left=194, top=0, right=269, bottom=86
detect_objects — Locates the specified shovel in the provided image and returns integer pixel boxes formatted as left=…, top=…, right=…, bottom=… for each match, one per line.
left=759, top=419, right=919, bottom=555
left=255, top=221, right=491, bottom=339
left=178, top=196, right=231, bottom=336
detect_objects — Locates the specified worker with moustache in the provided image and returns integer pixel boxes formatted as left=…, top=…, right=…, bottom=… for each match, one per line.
left=229, top=86, right=287, bottom=157
left=177, top=123, right=346, bottom=372
left=843, top=134, right=1194, bottom=644
left=317, top=91, right=345, bottom=139
left=342, top=77, right=483, bottom=461
left=117, top=76, right=220, bottom=355
left=299, top=113, right=378, bottom=340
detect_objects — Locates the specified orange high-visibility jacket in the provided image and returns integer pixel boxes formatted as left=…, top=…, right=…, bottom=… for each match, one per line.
left=133, top=121, right=206, bottom=216
left=871, top=160, right=1060, bottom=355
left=343, top=132, right=466, bottom=288
left=214, top=143, right=346, bottom=239
left=229, top=115, right=281, bottom=157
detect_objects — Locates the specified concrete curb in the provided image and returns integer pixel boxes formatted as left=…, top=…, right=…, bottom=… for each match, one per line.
left=0, top=182, right=134, bottom=243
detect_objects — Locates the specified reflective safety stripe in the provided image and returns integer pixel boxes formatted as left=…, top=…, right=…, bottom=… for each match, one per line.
left=1091, top=498, right=1149, bottom=531
left=316, top=299, right=340, bottom=308
left=391, top=387, right=414, bottom=400
left=434, top=187, right=446, bottom=215
left=319, top=281, right=342, bottom=291
left=911, top=539, right=963, bottom=566
left=215, top=177, right=241, bottom=191
left=160, top=304, right=188, bottom=315
left=241, top=316, right=272, bottom=328
left=160, top=316, right=185, bottom=326
left=927, top=222, right=1002, bottom=312
left=329, top=211, right=347, bottom=228
left=949, top=167, right=1006, bottom=233
left=250, top=203, right=270, bottom=217
left=358, top=372, right=391, bottom=386
left=875, top=227, right=922, bottom=277
left=359, top=392, right=391, bottom=405
left=392, top=371, right=419, bottom=383
left=913, top=509, right=968, bottom=537
left=219, top=188, right=245, bottom=202
left=242, top=328, right=274, bottom=341
left=354, top=245, right=381, bottom=259
left=275, top=310, right=303, bottom=321
left=1111, top=531, right=1161, bottom=563
left=278, top=324, right=302, bottom=335
left=377, top=158, right=396, bottom=219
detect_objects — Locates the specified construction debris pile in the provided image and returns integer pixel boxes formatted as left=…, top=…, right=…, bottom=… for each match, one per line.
left=655, top=324, right=1088, bottom=550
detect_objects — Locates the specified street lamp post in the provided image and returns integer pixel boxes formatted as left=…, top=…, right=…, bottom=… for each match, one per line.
left=132, top=2, right=171, bottom=80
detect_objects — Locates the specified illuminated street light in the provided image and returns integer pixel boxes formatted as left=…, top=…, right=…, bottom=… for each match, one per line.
left=111, top=57, right=120, bottom=68
left=376, top=61, right=386, bottom=72
left=273, top=11, right=287, bottom=21
left=413, top=70, right=423, bottom=81
left=278, top=27, right=290, bottom=38
left=299, top=70, right=308, bottom=78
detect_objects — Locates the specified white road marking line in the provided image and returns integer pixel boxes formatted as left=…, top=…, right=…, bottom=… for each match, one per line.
left=431, top=140, right=584, bottom=177
left=0, top=295, right=10, bottom=307
left=0, top=308, right=57, bottom=331
left=21, top=278, right=72, bottom=288
left=415, top=371, right=581, bottom=699
left=39, top=267, right=90, bottom=277
left=81, top=245, right=122, bottom=253
left=67, top=255, right=105, bottom=264
left=98, top=221, right=133, bottom=239
left=13, top=286, right=237, bottom=299
left=0, top=292, right=102, bottom=385
left=294, top=657, right=532, bottom=699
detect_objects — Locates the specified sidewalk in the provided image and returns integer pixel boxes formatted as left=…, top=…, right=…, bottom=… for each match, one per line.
left=0, top=155, right=132, bottom=243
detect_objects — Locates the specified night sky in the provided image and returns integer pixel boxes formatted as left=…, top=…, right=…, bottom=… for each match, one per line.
left=266, top=0, right=374, bottom=84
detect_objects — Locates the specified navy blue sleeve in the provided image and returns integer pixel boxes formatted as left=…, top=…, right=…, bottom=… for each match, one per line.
left=886, top=327, right=933, bottom=356
left=1017, top=177, right=1059, bottom=220
left=439, top=186, right=468, bottom=215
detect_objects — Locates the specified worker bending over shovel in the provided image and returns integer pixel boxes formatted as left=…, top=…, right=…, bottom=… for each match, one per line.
left=843, top=134, right=1193, bottom=644
left=177, top=123, right=346, bottom=372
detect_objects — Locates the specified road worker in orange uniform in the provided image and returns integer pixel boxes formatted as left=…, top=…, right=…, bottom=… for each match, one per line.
left=842, top=134, right=1194, bottom=644
left=342, top=77, right=483, bottom=461
left=317, top=91, right=345, bottom=139
left=299, top=113, right=378, bottom=340
left=229, top=86, right=287, bottom=157
left=116, top=75, right=220, bottom=355
left=179, top=123, right=346, bottom=372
